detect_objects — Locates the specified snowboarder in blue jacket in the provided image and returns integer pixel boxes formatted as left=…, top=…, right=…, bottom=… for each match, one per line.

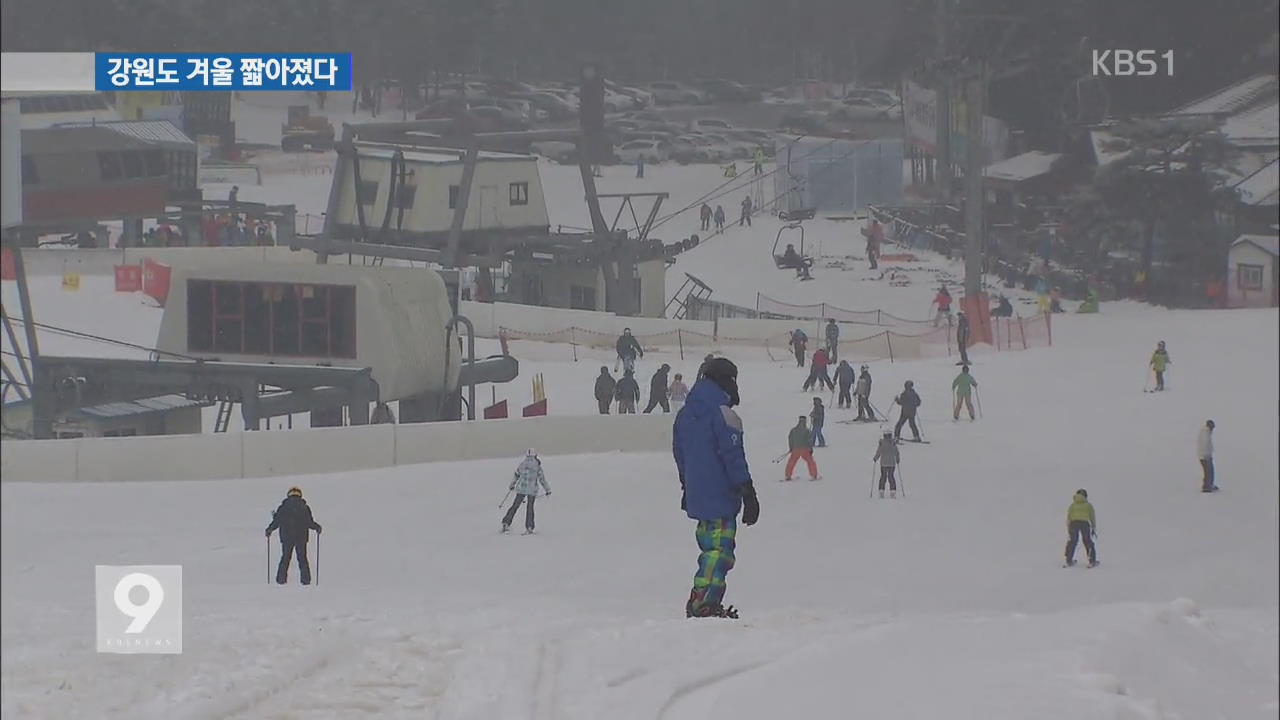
left=672, top=357, right=758, bottom=619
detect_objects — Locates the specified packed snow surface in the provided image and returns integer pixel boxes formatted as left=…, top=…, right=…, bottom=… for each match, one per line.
left=2, top=93, right=1277, bottom=718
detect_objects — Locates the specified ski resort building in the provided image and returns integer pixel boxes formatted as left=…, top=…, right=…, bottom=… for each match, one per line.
left=1227, top=234, right=1279, bottom=307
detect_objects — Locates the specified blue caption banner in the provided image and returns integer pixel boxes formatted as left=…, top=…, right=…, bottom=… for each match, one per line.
left=94, top=53, right=352, bottom=91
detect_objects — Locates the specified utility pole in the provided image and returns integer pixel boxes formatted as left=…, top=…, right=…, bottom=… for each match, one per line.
left=934, top=0, right=952, bottom=197
left=963, top=61, right=986, bottom=298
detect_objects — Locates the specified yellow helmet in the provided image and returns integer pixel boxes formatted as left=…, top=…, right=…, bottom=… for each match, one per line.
left=287, top=486, right=303, bottom=498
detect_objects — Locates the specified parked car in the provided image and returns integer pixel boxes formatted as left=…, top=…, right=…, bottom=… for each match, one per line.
left=622, top=130, right=679, bottom=145
left=606, top=80, right=653, bottom=108
left=616, top=139, right=670, bottom=164
left=692, top=79, right=761, bottom=103
left=832, top=96, right=900, bottom=121
left=530, top=140, right=578, bottom=163
left=414, top=97, right=470, bottom=120
left=435, top=80, right=490, bottom=99
left=689, top=118, right=734, bottom=133
left=648, top=81, right=709, bottom=105
left=779, top=101, right=840, bottom=132
left=725, top=129, right=775, bottom=156
left=601, top=87, right=635, bottom=113
left=485, top=97, right=539, bottom=124
left=622, top=110, right=666, bottom=124
left=485, top=78, right=540, bottom=96
left=511, top=91, right=577, bottom=121
left=843, top=88, right=900, bottom=106
left=469, top=105, right=529, bottom=130
left=671, top=134, right=733, bottom=164
left=702, top=132, right=753, bottom=159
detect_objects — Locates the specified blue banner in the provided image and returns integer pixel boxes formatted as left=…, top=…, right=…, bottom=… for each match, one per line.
left=94, top=53, right=352, bottom=91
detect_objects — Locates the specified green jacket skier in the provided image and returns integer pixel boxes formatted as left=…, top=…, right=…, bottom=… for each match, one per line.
left=1064, top=489, right=1097, bottom=567
left=952, top=366, right=978, bottom=420
left=1149, top=341, right=1171, bottom=391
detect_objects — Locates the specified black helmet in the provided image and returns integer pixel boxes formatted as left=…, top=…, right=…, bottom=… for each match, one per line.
left=600, top=365, right=609, bottom=373
left=1076, top=488, right=1088, bottom=498
left=904, top=380, right=914, bottom=388
left=701, top=357, right=740, bottom=407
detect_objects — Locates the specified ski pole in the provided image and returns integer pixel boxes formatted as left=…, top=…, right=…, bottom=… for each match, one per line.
left=266, top=534, right=271, bottom=585
left=974, top=388, right=983, bottom=418
left=869, top=460, right=877, bottom=499
left=771, top=450, right=789, bottom=463
left=315, top=531, right=320, bottom=587
left=897, top=459, right=906, bottom=498
left=499, top=488, right=513, bottom=508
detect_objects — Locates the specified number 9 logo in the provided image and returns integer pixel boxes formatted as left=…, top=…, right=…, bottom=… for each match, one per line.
left=114, top=572, right=164, bottom=633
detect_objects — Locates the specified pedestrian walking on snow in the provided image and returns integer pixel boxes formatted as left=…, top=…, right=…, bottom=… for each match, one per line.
left=932, top=285, right=953, bottom=327
left=809, top=397, right=827, bottom=447
left=789, top=328, right=808, bottom=367
left=714, top=205, right=726, bottom=230
left=802, top=348, right=835, bottom=392
left=893, top=381, right=922, bottom=441
left=616, top=328, right=644, bottom=373
left=739, top=195, right=753, bottom=227
left=824, top=319, right=840, bottom=362
left=952, top=366, right=978, bottom=421
left=855, top=365, right=875, bottom=421
left=1149, top=341, right=1171, bottom=391
left=1063, top=489, right=1098, bottom=567
left=265, top=486, right=322, bottom=585
left=616, top=370, right=640, bottom=414
left=594, top=366, right=617, bottom=414
left=1198, top=420, right=1218, bottom=492
left=700, top=203, right=713, bottom=231
left=872, top=431, right=899, bottom=498
left=502, top=449, right=551, bottom=534
left=669, top=373, right=690, bottom=412
left=956, top=311, right=972, bottom=365
left=835, top=360, right=855, bottom=409
left=644, top=364, right=673, bottom=414
left=784, top=416, right=820, bottom=481
left=672, top=358, right=758, bottom=619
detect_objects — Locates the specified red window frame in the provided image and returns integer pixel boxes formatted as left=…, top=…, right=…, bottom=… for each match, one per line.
left=188, top=280, right=356, bottom=358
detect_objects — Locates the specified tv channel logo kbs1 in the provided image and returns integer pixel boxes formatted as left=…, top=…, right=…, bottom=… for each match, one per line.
left=94, top=53, right=353, bottom=91
left=1091, top=49, right=1175, bottom=77
left=95, top=565, right=183, bottom=654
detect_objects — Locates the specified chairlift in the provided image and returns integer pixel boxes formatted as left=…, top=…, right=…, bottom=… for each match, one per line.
left=772, top=223, right=805, bottom=268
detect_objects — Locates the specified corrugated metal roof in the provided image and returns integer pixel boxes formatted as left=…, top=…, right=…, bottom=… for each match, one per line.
left=1235, top=159, right=1279, bottom=206
left=983, top=151, right=1061, bottom=182
left=54, top=119, right=195, bottom=147
left=354, top=142, right=536, bottom=165
left=69, top=394, right=210, bottom=420
left=1221, top=100, right=1280, bottom=146
left=1168, top=75, right=1278, bottom=116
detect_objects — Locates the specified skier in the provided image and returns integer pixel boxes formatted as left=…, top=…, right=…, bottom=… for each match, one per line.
left=753, top=147, right=765, bottom=176
left=955, top=311, right=971, bottom=366
left=932, top=285, right=953, bottom=327
left=993, top=294, right=1014, bottom=317
left=644, top=364, right=673, bottom=414
left=951, top=365, right=978, bottom=421
left=872, top=431, right=899, bottom=498
left=788, top=327, right=808, bottom=367
left=672, top=357, right=758, bottom=619
left=714, top=204, right=726, bottom=230
left=700, top=202, right=713, bottom=231
left=810, top=397, right=826, bottom=448
left=739, top=195, right=753, bottom=227
left=855, top=364, right=875, bottom=421
left=1198, top=419, right=1218, bottom=492
left=835, top=359, right=856, bottom=409
left=864, top=219, right=884, bottom=270
left=502, top=449, right=551, bottom=534
left=1149, top=341, right=1171, bottom=391
left=636, top=153, right=645, bottom=178
left=616, top=328, right=644, bottom=373
left=824, top=319, right=840, bottom=362
left=616, top=369, right=640, bottom=414
left=1063, top=489, right=1098, bottom=567
left=893, top=380, right=922, bottom=442
left=264, top=486, right=322, bottom=585
left=669, top=373, right=690, bottom=411
left=784, top=416, right=820, bottom=481
left=594, top=366, right=617, bottom=415
left=802, top=348, right=835, bottom=392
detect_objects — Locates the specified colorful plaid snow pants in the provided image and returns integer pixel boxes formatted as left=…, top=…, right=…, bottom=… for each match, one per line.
left=691, top=518, right=737, bottom=609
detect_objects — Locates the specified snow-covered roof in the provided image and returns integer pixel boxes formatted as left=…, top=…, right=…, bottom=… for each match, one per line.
left=1089, top=128, right=1130, bottom=167
left=353, top=142, right=536, bottom=165
left=983, top=151, right=1061, bottom=183
left=1231, top=234, right=1279, bottom=257
left=1167, top=75, right=1278, bottom=117
left=1221, top=100, right=1280, bottom=147
left=54, top=119, right=194, bottom=147
left=68, top=394, right=211, bottom=420
left=1234, top=159, right=1279, bottom=206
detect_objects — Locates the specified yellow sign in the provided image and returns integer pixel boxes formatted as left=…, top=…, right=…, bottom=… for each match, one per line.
left=61, top=272, right=81, bottom=291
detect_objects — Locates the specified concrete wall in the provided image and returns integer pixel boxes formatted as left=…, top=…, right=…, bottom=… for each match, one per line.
left=1, top=414, right=673, bottom=483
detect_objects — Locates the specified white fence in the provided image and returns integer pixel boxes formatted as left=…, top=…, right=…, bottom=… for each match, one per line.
left=18, top=247, right=316, bottom=277
left=1, top=414, right=673, bottom=483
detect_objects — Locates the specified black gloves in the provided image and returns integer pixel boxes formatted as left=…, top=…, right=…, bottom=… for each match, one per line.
left=315, top=524, right=323, bottom=534
left=264, top=528, right=272, bottom=537
left=680, top=477, right=687, bottom=511
left=740, top=483, right=759, bottom=526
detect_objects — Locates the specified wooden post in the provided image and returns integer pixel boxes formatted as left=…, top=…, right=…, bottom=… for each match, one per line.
left=885, top=331, right=894, bottom=363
